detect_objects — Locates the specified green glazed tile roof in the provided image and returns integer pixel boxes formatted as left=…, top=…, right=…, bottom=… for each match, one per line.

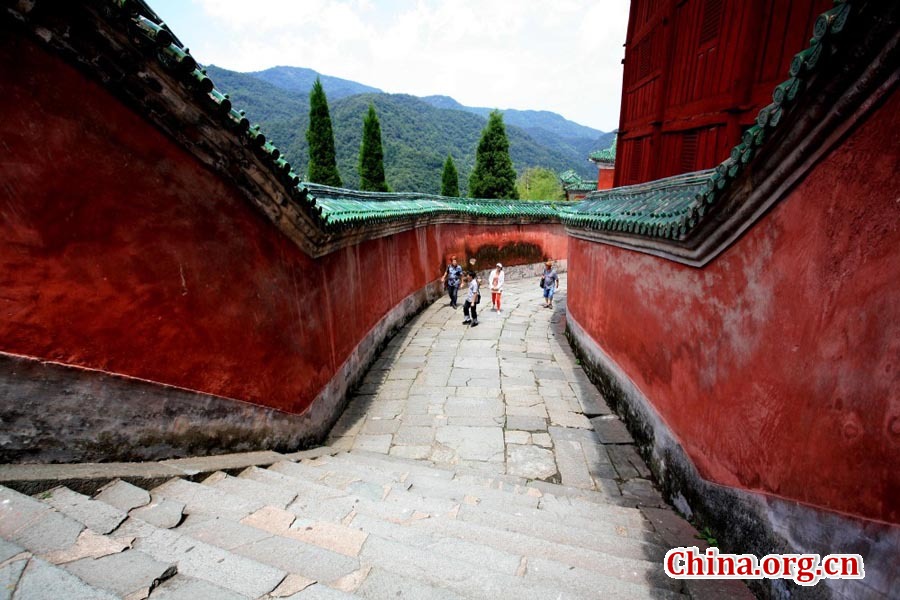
left=304, top=183, right=559, bottom=230
left=559, top=170, right=714, bottom=237
left=589, top=136, right=617, bottom=164
left=559, top=169, right=596, bottom=192
left=100, top=0, right=856, bottom=244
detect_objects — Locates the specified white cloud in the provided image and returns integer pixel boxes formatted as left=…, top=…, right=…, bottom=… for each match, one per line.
left=155, top=0, right=629, bottom=131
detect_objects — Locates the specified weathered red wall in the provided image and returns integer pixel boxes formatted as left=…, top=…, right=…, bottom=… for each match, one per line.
left=569, top=93, right=900, bottom=523
left=0, top=33, right=567, bottom=415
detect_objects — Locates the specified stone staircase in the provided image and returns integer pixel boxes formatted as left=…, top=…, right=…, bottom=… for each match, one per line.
left=1, top=448, right=694, bottom=600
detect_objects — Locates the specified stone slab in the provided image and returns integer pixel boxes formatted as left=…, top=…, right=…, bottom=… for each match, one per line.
left=65, top=549, right=176, bottom=598
left=505, top=416, right=548, bottom=432
left=434, top=427, right=504, bottom=462
left=0, top=487, right=84, bottom=554
left=590, top=416, right=635, bottom=444
left=13, top=557, right=119, bottom=600
left=41, top=486, right=127, bottom=535
left=131, top=496, right=185, bottom=529
left=506, top=445, right=558, bottom=480
left=94, top=479, right=151, bottom=512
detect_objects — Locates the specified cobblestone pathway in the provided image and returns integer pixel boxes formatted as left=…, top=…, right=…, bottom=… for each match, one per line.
left=328, top=275, right=660, bottom=503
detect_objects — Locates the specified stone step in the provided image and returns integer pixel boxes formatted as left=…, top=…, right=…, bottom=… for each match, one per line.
left=39, top=486, right=127, bottom=535
left=114, top=515, right=288, bottom=598
left=0, top=552, right=119, bottom=600
left=142, top=480, right=363, bottom=584
left=94, top=479, right=152, bottom=512
left=173, top=512, right=364, bottom=585
left=335, top=451, right=645, bottom=523
left=0, top=485, right=85, bottom=555
left=143, top=572, right=248, bottom=600
left=228, top=466, right=672, bottom=598
left=0, top=485, right=178, bottom=598
left=270, top=459, right=659, bottom=546
left=361, top=506, right=673, bottom=587
left=353, top=566, right=466, bottom=600
left=358, top=534, right=672, bottom=600
left=294, top=456, right=544, bottom=513
left=151, top=477, right=267, bottom=521
left=348, top=511, right=677, bottom=595
left=244, top=464, right=668, bottom=578
left=455, top=502, right=667, bottom=558
left=328, top=450, right=455, bottom=481
left=246, top=466, right=459, bottom=523
left=201, top=470, right=298, bottom=509
left=62, top=547, right=178, bottom=599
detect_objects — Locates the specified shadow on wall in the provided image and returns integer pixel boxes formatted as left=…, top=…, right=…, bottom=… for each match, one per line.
left=466, top=242, right=547, bottom=268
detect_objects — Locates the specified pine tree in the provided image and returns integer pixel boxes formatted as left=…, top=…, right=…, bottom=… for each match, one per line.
left=468, top=110, right=519, bottom=199
left=358, top=104, right=389, bottom=192
left=306, top=78, right=342, bottom=186
left=441, top=154, right=459, bottom=197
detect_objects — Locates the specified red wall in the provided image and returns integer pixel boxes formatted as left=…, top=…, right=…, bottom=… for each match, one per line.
left=616, top=0, right=830, bottom=186
left=0, top=33, right=567, bottom=415
left=596, top=169, right=615, bottom=191
left=569, top=93, right=900, bottom=523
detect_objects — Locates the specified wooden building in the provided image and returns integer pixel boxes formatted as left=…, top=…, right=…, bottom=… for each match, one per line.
left=615, top=0, right=831, bottom=186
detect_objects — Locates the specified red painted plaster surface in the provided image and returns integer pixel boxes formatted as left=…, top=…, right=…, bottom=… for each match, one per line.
left=0, top=34, right=567, bottom=415
left=568, top=93, right=900, bottom=524
left=597, top=169, right=615, bottom=191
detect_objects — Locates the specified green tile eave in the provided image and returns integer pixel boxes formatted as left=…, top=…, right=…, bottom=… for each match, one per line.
left=589, top=135, right=617, bottom=163
left=109, top=0, right=855, bottom=243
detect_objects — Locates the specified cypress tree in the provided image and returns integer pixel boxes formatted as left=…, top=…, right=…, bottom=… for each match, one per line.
left=441, top=154, right=459, bottom=197
left=468, top=110, right=519, bottom=199
left=306, top=78, right=342, bottom=186
left=358, top=104, right=389, bottom=192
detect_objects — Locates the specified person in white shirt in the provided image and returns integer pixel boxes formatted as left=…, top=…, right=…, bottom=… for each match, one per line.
left=462, top=271, right=480, bottom=327
left=488, top=263, right=505, bottom=313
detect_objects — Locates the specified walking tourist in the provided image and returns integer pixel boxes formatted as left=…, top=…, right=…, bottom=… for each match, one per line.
left=541, top=260, right=559, bottom=309
left=440, top=255, right=463, bottom=308
left=489, top=263, right=505, bottom=313
left=462, top=271, right=480, bottom=327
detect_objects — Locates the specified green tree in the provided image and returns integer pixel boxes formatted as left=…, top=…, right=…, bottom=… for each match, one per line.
left=441, top=154, right=459, bottom=197
left=306, top=78, right=342, bottom=186
left=516, top=167, right=565, bottom=201
left=468, top=110, right=519, bottom=199
left=358, top=104, right=389, bottom=192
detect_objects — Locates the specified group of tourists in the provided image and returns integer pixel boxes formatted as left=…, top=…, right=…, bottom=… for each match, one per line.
left=440, top=256, right=560, bottom=327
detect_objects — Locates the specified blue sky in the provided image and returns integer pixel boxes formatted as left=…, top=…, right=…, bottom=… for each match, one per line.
left=150, top=0, right=630, bottom=132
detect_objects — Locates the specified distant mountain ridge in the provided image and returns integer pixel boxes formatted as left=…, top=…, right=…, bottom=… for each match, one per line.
left=248, top=66, right=382, bottom=100
left=203, top=65, right=611, bottom=194
left=419, top=95, right=606, bottom=141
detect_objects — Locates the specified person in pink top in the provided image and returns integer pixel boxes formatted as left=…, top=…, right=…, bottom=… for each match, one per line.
left=488, top=263, right=505, bottom=313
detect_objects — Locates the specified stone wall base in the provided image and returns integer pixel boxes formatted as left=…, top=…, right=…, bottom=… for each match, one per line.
left=0, top=281, right=442, bottom=464
left=565, top=312, right=898, bottom=600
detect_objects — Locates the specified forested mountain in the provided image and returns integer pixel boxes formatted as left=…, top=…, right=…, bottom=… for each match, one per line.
left=203, top=65, right=607, bottom=194
left=248, top=66, right=382, bottom=100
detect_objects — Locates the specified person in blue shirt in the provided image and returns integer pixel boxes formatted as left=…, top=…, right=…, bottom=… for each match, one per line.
left=541, top=260, right=559, bottom=309
left=440, top=255, right=463, bottom=309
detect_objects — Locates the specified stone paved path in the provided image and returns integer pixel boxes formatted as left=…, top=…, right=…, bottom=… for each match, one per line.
left=328, top=275, right=660, bottom=504
left=0, top=274, right=756, bottom=598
